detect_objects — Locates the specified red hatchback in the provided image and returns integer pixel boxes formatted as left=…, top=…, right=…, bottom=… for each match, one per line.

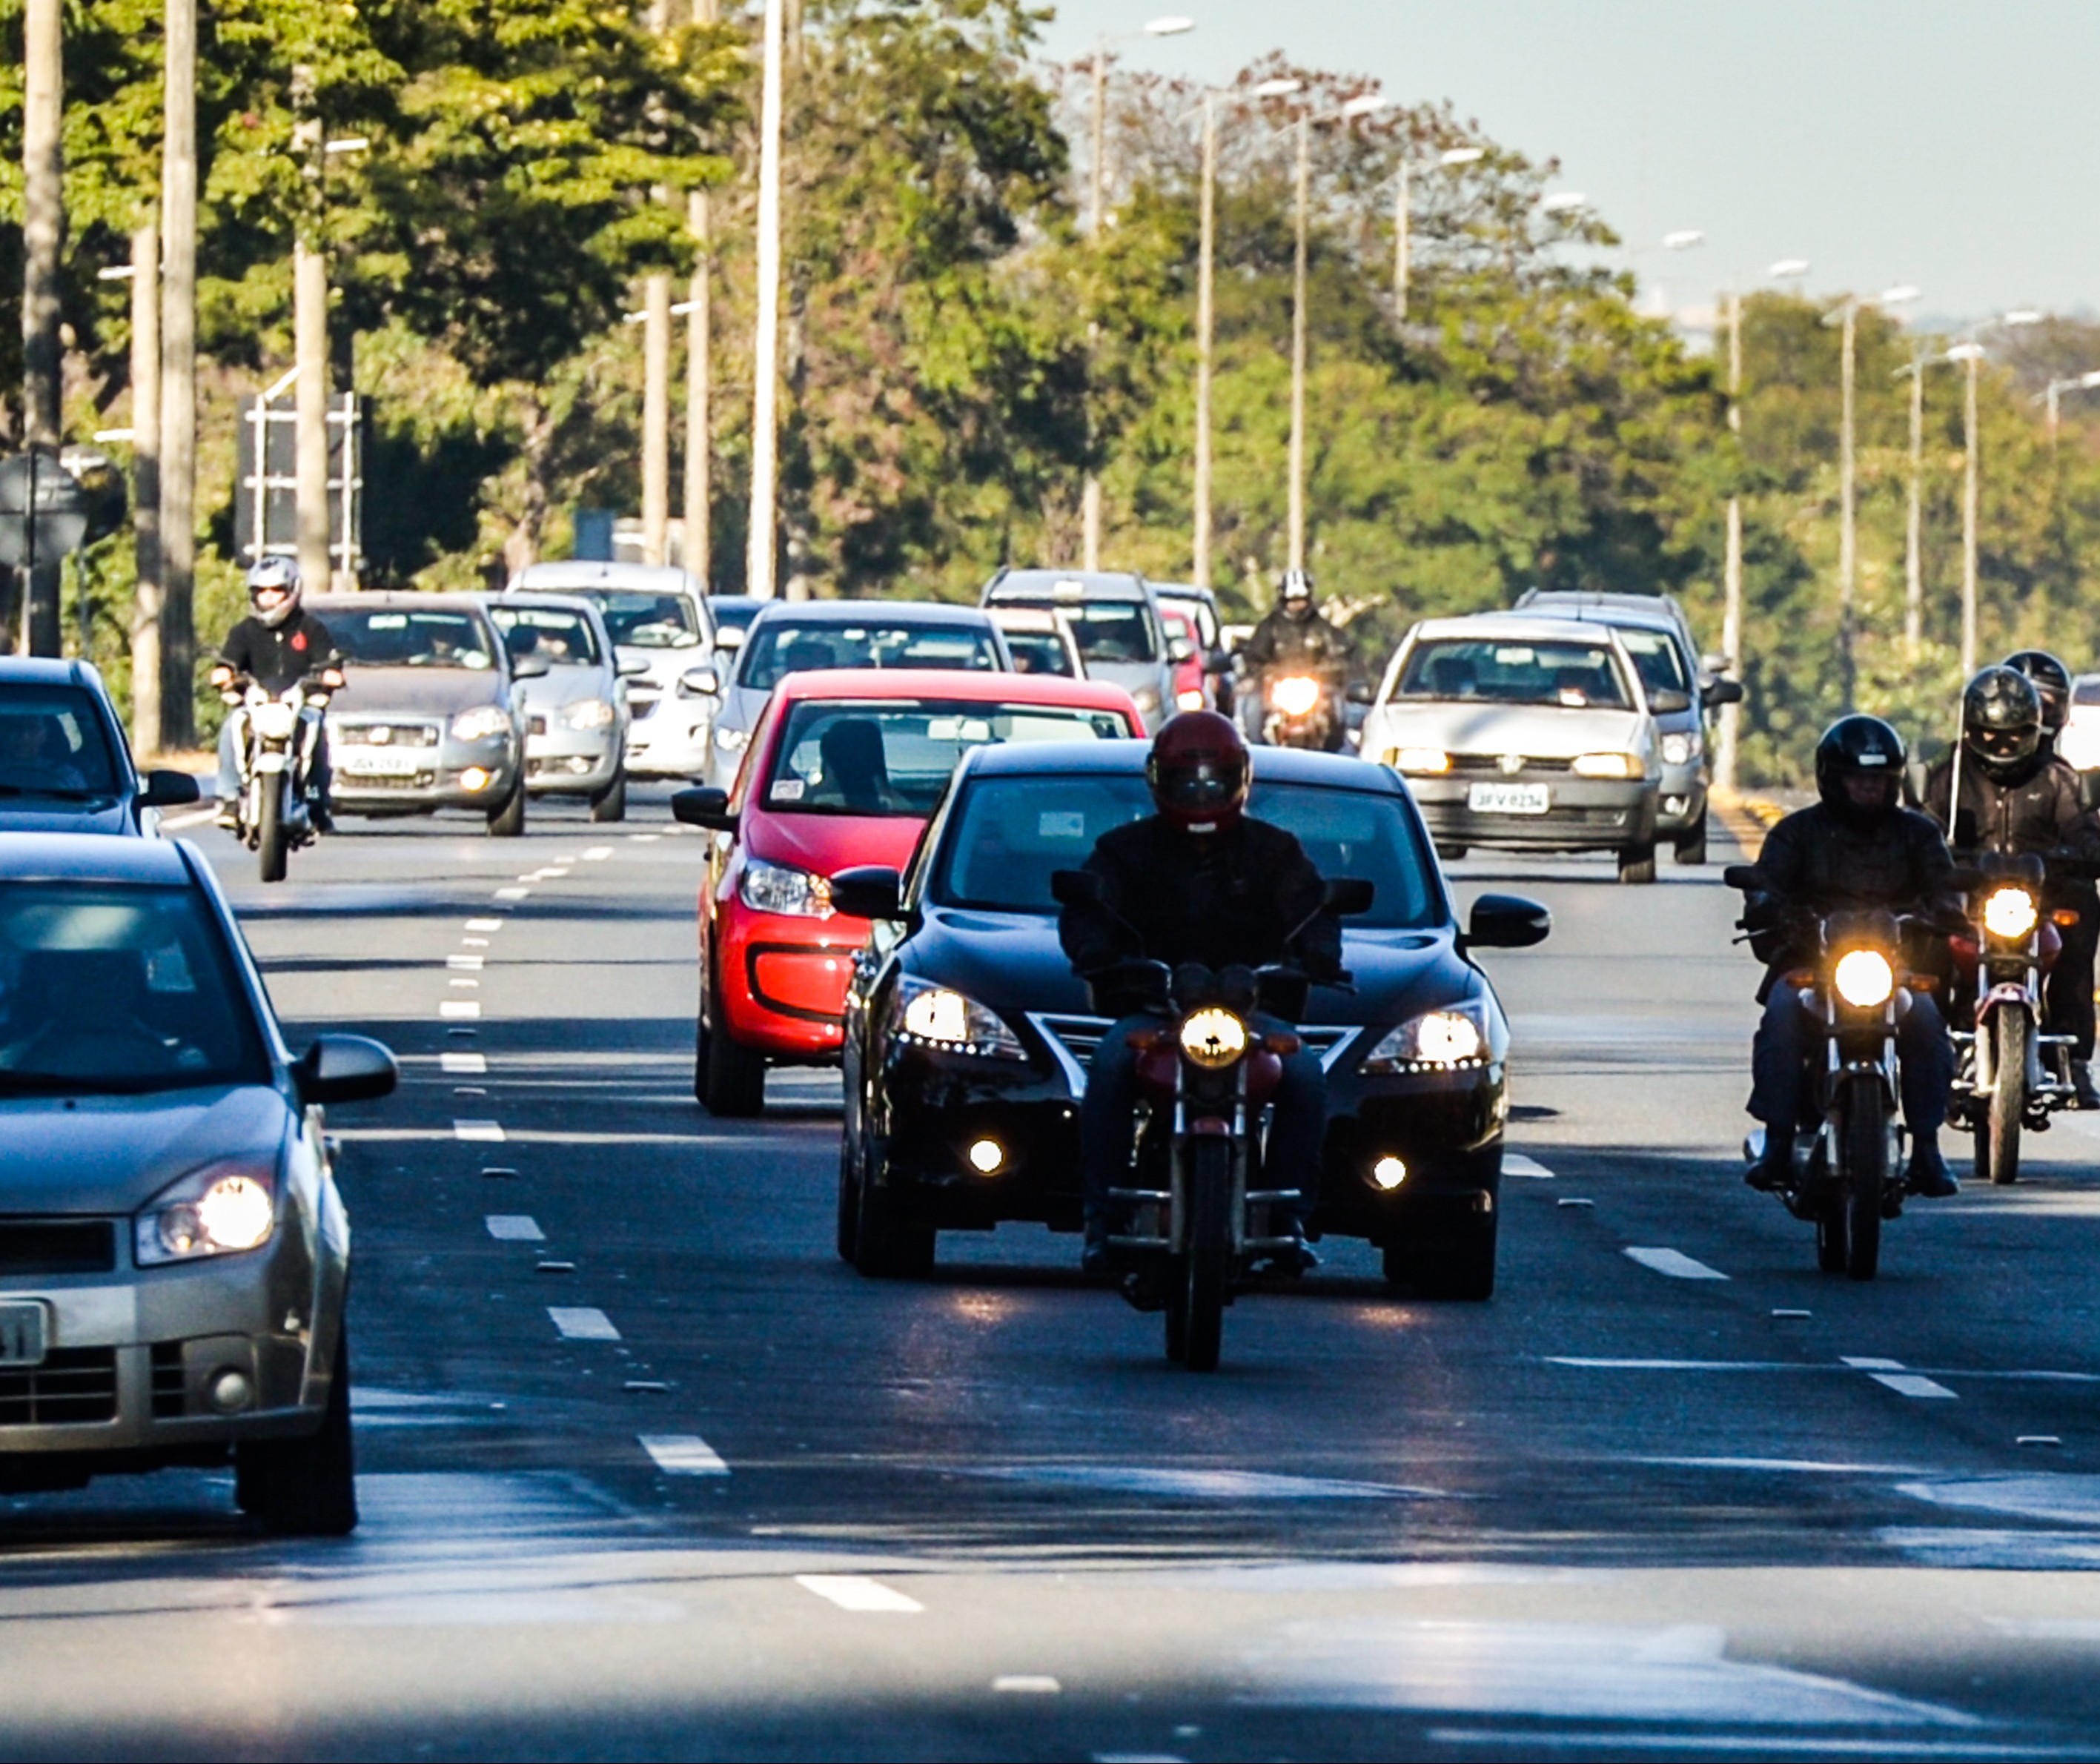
left=673, top=667, right=1145, bottom=1115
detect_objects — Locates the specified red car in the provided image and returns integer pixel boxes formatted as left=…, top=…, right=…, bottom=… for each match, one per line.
left=1160, top=603, right=1210, bottom=712
left=672, top=667, right=1145, bottom=1115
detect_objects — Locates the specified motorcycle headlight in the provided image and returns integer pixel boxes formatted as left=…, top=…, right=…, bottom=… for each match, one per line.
left=1179, top=1007, right=1248, bottom=1069
left=248, top=700, right=298, bottom=742
left=1984, top=886, right=2039, bottom=941
left=1359, top=1000, right=1491, bottom=1073
left=890, top=976, right=1024, bottom=1060
left=738, top=857, right=833, bottom=918
left=1833, top=948, right=1896, bottom=1009
left=1571, top=752, right=1641, bottom=780
left=451, top=706, right=511, bottom=743
left=1392, top=748, right=1451, bottom=775
left=135, top=1161, right=277, bottom=1266
left=1660, top=732, right=1697, bottom=766
left=563, top=697, right=617, bottom=731
left=1269, top=676, right=1322, bottom=717
left=1176, top=688, right=1207, bottom=712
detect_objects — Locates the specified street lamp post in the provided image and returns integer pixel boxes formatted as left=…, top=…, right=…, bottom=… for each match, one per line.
left=1716, top=286, right=1744, bottom=792
left=2041, top=369, right=2100, bottom=448
left=1393, top=145, right=1480, bottom=322
left=1946, top=342, right=1986, bottom=676
left=746, top=0, right=787, bottom=600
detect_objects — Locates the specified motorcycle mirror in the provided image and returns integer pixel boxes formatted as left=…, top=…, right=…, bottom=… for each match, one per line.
left=1345, top=680, right=1377, bottom=706
left=138, top=769, right=202, bottom=809
left=1700, top=677, right=1744, bottom=707
left=828, top=865, right=904, bottom=921
left=1463, top=893, right=1551, bottom=949
left=1050, top=869, right=1104, bottom=909
left=1324, top=877, right=1376, bottom=917
left=1721, top=864, right=1762, bottom=891
left=1167, top=634, right=1195, bottom=664
left=670, top=786, right=738, bottom=833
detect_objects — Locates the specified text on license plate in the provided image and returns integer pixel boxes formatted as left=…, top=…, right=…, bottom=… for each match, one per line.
left=1468, top=782, right=1551, bottom=815
left=0, top=1302, right=48, bottom=1367
left=341, top=751, right=425, bottom=777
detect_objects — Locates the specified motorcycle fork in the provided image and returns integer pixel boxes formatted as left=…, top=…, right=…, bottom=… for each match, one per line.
left=1169, top=1068, right=1248, bottom=1259
left=1810, top=995, right=1899, bottom=1177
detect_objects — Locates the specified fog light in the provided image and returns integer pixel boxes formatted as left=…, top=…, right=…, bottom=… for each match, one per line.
left=967, top=1138, right=1004, bottom=1175
left=209, top=1369, right=254, bottom=1414
left=460, top=766, right=493, bottom=792
left=1371, top=1155, right=1408, bottom=1190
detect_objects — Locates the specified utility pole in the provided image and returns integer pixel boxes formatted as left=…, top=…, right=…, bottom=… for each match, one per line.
left=1392, top=159, right=1409, bottom=322
left=684, top=189, right=712, bottom=586
left=20, top=0, right=64, bottom=657
left=745, top=0, right=786, bottom=600
left=640, top=271, right=672, bottom=566
left=1716, top=289, right=1744, bottom=793
left=1903, top=345, right=1924, bottom=651
left=1082, top=47, right=1108, bottom=572
left=1286, top=114, right=1310, bottom=574
left=130, top=221, right=164, bottom=749
left=1191, top=90, right=1216, bottom=591
left=291, top=66, right=332, bottom=594
left=1961, top=347, right=1981, bottom=677
left=159, top=0, right=199, bottom=745
left=1836, top=297, right=1857, bottom=712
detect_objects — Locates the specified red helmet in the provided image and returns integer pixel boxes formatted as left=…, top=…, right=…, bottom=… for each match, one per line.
left=1147, top=711, right=1250, bottom=834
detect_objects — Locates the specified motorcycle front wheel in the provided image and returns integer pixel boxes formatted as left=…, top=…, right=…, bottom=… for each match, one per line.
left=256, top=773, right=289, bottom=884
left=1985, top=1009, right=2027, bottom=1186
left=1172, top=1138, right=1232, bottom=1373
left=1841, top=1083, right=1885, bottom=1281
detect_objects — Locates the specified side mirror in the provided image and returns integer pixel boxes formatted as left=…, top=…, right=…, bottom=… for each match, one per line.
left=509, top=653, right=551, bottom=680
left=713, top=626, right=745, bottom=651
left=1325, top=877, right=1376, bottom=917
left=671, top=786, right=738, bottom=833
left=1464, top=893, right=1551, bottom=949
left=294, top=1033, right=399, bottom=1107
left=1049, top=868, right=1104, bottom=909
left=829, top=864, right=903, bottom=921
left=1701, top=677, right=1744, bottom=707
left=139, top=769, right=202, bottom=809
left=1167, top=634, right=1196, bottom=664
left=1203, top=651, right=1234, bottom=677
left=1649, top=688, right=1693, bottom=715
left=679, top=666, right=721, bottom=698
left=1345, top=680, right=1378, bottom=706
left=617, top=654, right=652, bottom=679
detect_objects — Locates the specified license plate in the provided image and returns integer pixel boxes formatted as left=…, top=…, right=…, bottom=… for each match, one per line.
left=0, top=1302, right=48, bottom=1367
left=341, top=751, right=424, bottom=777
left=1468, top=782, right=1551, bottom=815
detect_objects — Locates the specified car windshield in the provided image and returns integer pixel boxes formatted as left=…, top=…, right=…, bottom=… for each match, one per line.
left=738, top=622, right=1002, bottom=692
left=709, top=600, right=761, bottom=637
left=765, top=702, right=1132, bottom=818
left=1611, top=629, right=1689, bottom=697
left=998, top=600, right=1156, bottom=664
left=331, top=609, right=495, bottom=672
left=0, top=882, right=269, bottom=1095
left=572, top=591, right=701, bottom=651
left=1003, top=631, right=1076, bottom=677
left=933, top=773, right=1440, bottom=927
left=0, top=686, right=122, bottom=800
left=1397, top=639, right=1632, bottom=710
left=2074, top=677, right=2100, bottom=708
left=490, top=606, right=603, bottom=669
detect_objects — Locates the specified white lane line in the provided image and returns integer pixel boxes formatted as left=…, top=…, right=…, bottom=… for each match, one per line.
left=453, top=1119, right=506, bottom=1143
left=494, top=886, right=529, bottom=901
left=1873, top=1373, right=1958, bottom=1399
left=993, top=1676, right=1061, bottom=1694
left=440, top=1052, right=487, bottom=1075
left=466, top=918, right=504, bottom=932
left=640, top=1433, right=729, bottom=1476
left=629, top=834, right=660, bottom=842
left=548, top=1306, right=620, bottom=1341
left=1503, top=1153, right=1554, bottom=1178
left=440, top=1000, right=481, bottom=1019
left=449, top=978, right=480, bottom=989
left=158, top=805, right=219, bottom=830
left=461, top=936, right=490, bottom=948
left=485, top=1214, right=544, bottom=1241
left=1424, top=1734, right=2061, bottom=1757
left=1624, top=1246, right=1729, bottom=1281
left=582, top=846, right=614, bottom=861
left=1841, top=1356, right=1905, bottom=1370
left=448, top=954, right=485, bottom=971
left=794, top=1574, right=923, bottom=1614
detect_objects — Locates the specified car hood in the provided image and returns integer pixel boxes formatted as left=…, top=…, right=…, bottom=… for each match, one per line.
left=619, top=644, right=709, bottom=691
left=0, top=798, right=135, bottom=836
left=0, top=1083, right=289, bottom=1215
left=1367, top=700, right=1649, bottom=760
left=331, top=667, right=509, bottom=717
left=748, top=810, right=927, bottom=879
left=514, top=665, right=613, bottom=712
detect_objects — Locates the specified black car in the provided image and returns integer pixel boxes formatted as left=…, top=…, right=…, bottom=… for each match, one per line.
left=0, top=657, right=200, bottom=835
left=835, top=742, right=1549, bottom=1297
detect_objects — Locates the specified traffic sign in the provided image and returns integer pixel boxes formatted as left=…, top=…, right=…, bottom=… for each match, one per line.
left=0, top=449, right=90, bottom=569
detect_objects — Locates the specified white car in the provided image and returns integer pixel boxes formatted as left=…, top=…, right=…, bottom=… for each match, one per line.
left=2060, top=675, right=2100, bottom=772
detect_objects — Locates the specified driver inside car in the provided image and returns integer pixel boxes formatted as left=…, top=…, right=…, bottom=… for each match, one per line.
left=1057, top=712, right=1342, bottom=1278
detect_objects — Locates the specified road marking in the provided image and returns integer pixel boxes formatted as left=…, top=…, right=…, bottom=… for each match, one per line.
left=440, top=1001, right=481, bottom=1019
left=1841, top=1356, right=1905, bottom=1370
left=448, top=954, right=485, bottom=971
left=1624, top=1247, right=1729, bottom=1281
left=441, top=1052, right=487, bottom=1075
left=158, top=805, right=218, bottom=830
left=461, top=936, right=490, bottom=948
left=454, top=1087, right=486, bottom=1098
left=794, top=1574, right=923, bottom=1614
left=485, top=1214, right=543, bottom=1241
left=1549, top=1358, right=1801, bottom=1371
left=494, top=886, right=529, bottom=901
left=640, top=1433, right=729, bottom=1476
left=582, top=846, right=613, bottom=861
left=466, top=918, right=504, bottom=932
left=1634, top=1457, right=1932, bottom=1474
left=1093, top=1755, right=1183, bottom=1764
left=1425, top=1734, right=2060, bottom=1757
left=1503, top=1153, right=1554, bottom=1178
left=1556, top=1197, right=1594, bottom=1209
left=449, top=978, right=480, bottom=989
left=548, top=1306, right=620, bottom=1341
left=992, top=1675, right=1061, bottom=1694
left=454, top=1119, right=506, bottom=1143
left=1873, top=1373, right=1958, bottom=1399
left=630, top=833, right=660, bottom=842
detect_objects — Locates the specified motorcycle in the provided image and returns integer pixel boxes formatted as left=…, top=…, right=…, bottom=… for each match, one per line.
left=225, top=672, right=337, bottom=883
left=1726, top=864, right=1930, bottom=1281
left=1259, top=670, right=1343, bottom=752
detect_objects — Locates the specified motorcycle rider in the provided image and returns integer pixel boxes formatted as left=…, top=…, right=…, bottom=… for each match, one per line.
left=1923, top=663, right=2100, bottom=1109
left=1239, top=569, right=1357, bottom=749
left=211, top=557, right=339, bottom=832
left=1059, top=712, right=1341, bottom=1276
left=1739, top=714, right=1961, bottom=1197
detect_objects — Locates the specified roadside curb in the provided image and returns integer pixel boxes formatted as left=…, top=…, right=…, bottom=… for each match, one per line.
left=1710, top=786, right=1785, bottom=855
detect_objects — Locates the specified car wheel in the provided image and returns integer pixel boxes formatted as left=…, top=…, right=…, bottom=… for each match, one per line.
left=852, top=1135, right=935, bottom=1279
left=699, top=978, right=766, bottom=1117
left=589, top=771, right=627, bottom=823
left=486, top=778, right=527, bottom=838
left=1617, top=842, right=1657, bottom=885
left=1440, top=843, right=1468, bottom=861
left=836, top=1124, right=864, bottom=1265
left=1673, top=812, right=1708, bottom=866
left=236, top=1330, right=357, bottom=1536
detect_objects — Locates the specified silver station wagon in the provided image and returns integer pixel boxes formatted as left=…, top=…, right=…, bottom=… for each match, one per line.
left=1360, top=614, right=1666, bottom=883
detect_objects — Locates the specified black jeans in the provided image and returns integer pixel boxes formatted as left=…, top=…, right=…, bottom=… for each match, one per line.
left=1749, top=985, right=1954, bottom=1141
left=2046, top=880, right=2099, bottom=1060
left=1080, top=1010, right=1327, bottom=1226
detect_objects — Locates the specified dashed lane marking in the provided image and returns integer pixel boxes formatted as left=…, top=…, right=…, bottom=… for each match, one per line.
left=629, top=833, right=660, bottom=842
left=453, top=1119, right=506, bottom=1144
left=465, top=917, right=505, bottom=932
left=993, top=1676, right=1061, bottom=1694
left=1624, top=1247, right=1729, bottom=1281
left=485, top=1215, right=544, bottom=1241
left=1842, top=1356, right=1905, bottom=1370
left=441, top=1052, right=488, bottom=1075
left=449, top=978, right=479, bottom=989
left=794, top=1575, right=924, bottom=1614
left=1873, top=1373, right=1958, bottom=1399
left=157, top=806, right=218, bottom=831
left=440, top=1001, right=481, bottom=1019
left=494, top=887, right=530, bottom=901
left=548, top=1307, right=620, bottom=1342
left=448, top=954, right=485, bottom=971
left=640, top=1433, right=729, bottom=1476
left=582, top=846, right=613, bottom=861
left=1504, top=1154, right=1554, bottom=1178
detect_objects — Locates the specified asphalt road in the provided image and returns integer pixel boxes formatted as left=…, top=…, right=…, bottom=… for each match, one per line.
left=11, top=789, right=2100, bottom=1760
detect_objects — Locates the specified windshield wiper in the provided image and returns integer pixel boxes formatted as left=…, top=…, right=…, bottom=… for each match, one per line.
left=0, top=784, right=113, bottom=802
left=0, top=1069, right=205, bottom=1097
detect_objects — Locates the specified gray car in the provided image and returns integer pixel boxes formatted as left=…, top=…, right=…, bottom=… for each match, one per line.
left=486, top=593, right=641, bottom=822
left=979, top=568, right=1176, bottom=731
left=312, top=593, right=545, bottom=836
left=0, top=657, right=200, bottom=836
left=0, top=832, right=396, bottom=1532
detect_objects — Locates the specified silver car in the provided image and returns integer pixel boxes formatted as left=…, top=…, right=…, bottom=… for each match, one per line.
left=0, top=833, right=395, bottom=1532
left=1360, top=614, right=1666, bottom=883
left=314, top=593, right=544, bottom=837
left=979, top=569, right=1177, bottom=731
left=486, top=593, right=641, bottom=823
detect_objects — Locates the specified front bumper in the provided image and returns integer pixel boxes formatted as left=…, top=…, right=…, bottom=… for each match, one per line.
left=1406, top=773, right=1658, bottom=852
left=524, top=723, right=622, bottom=795
left=331, top=734, right=521, bottom=815
left=713, top=901, right=867, bottom=1061
left=1655, top=763, right=1708, bottom=835
left=626, top=688, right=712, bottom=778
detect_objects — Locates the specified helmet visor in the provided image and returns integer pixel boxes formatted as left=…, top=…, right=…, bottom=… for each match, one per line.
left=1973, top=726, right=2035, bottom=760
left=1153, top=758, right=1245, bottom=812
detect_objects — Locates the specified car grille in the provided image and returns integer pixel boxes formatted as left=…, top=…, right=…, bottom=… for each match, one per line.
left=0, top=1219, right=116, bottom=1276
left=628, top=690, right=662, bottom=723
left=1445, top=754, right=1575, bottom=774
left=150, top=1342, right=185, bottom=1418
left=528, top=714, right=549, bottom=737
left=0, top=1347, right=119, bottom=1426
left=333, top=720, right=440, bottom=748
left=342, top=770, right=437, bottom=791
left=1028, top=1013, right=1357, bottom=1093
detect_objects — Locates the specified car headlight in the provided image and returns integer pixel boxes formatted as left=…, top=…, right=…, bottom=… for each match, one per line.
left=890, top=976, right=1024, bottom=1060
left=1359, top=1000, right=1491, bottom=1073
left=563, top=697, right=616, bottom=731
left=135, top=1161, right=277, bottom=1266
left=1571, top=752, right=1641, bottom=779
left=739, top=857, right=833, bottom=918
left=1133, top=686, right=1162, bottom=714
left=1268, top=675, right=1322, bottom=717
left=1833, top=948, right=1895, bottom=1009
left=451, top=706, right=511, bottom=743
left=1984, top=886, right=2038, bottom=941
left=1179, top=1007, right=1248, bottom=1068
left=1391, top=748, right=1451, bottom=775
left=1660, top=732, right=1697, bottom=766
left=714, top=724, right=749, bottom=753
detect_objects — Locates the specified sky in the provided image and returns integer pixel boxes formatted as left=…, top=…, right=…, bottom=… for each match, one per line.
left=1039, top=0, right=2100, bottom=331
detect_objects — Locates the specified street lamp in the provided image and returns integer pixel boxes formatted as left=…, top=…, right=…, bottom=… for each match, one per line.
left=2041, top=369, right=2100, bottom=447
left=1392, top=145, right=1481, bottom=322
left=1624, top=227, right=1703, bottom=321
left=1944, top=339, right=1989, bottom=676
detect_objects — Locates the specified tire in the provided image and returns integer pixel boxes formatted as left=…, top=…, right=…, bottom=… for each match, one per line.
left=1673, top=813, right=1709, bottom=866
left=486, top=777, right=527, bottom=837
left=700, top=1009, right=766, bottom=1117
left=589, top=771, right=628, bottom=823
left=235, top=1330, right=357, bottom=1536
left=1815, top=1164, right=1849, bottom=1273
left=1617, top=843, right=1657, bottom=886
left=1406, top=1214, right=1499, bottom=1300
left=1176, top=1138, right=1231, bottom=1372
left=1988, top=1009, right=2026, bottom=1186
left=852, top=1139, right=935, bottom=1279
left=1842, top=1083, right=1884, bottom=1281
left=836, top=1123, right=863, bottom=1265
left=1440, top=844, right=1469, bottom=861
left=256, top=774, right=289, bottom=884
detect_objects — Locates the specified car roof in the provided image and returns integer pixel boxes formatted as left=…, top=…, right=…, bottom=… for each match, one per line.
left=959, top=737, right=1402, bottom=792
left=0, top=655, right=102, bottom=689
left=1408, top=613, right=1633, bottom=647
left=0, top=830, right=194, bottom=883
left=746, top=600, right=997, bottom=628
left=509, top=562, right=706, bottom=596
left=770, top=666, right=1137, bottom=716
left=986, top=568, right=1151, bottom=604
left=988, top=606, right=1065, bottom=630
left=483, top=591, right=610, bottom=623
left=1493, top=603, right=1686, bottom=650
left=309, top=591, right=495, bottom=617
left=1149, top=582, right=1219, bottom=606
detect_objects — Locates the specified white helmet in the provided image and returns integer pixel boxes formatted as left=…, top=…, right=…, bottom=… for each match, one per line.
left=245, top=556, right=302, bottom=629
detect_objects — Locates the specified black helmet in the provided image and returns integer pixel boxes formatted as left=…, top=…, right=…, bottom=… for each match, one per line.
left=1962, top=665, right=2044, bottom=780
left=2003, top=649, right=2071, bottom=735
left=1815, top=714, right=1906, bottom=824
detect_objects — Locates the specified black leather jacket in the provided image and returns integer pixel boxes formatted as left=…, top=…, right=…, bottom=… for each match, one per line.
left=1241, top=608, right=1357, bottom=680
left=1921, top=752, right=2100, bottom=870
